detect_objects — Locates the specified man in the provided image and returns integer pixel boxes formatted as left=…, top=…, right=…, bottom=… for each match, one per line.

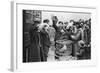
left=70, top=23, right=82, bottom=58
left=39, top=19, right=51, bottom=61
left=29, top=20, right=42, bottom=62
left=52, top=16, right=59, bottom=32
left=67, top=20, right=74, bottom=29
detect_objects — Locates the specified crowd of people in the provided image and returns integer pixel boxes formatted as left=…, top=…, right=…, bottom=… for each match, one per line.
left=28, top=15, right=91, bottom=62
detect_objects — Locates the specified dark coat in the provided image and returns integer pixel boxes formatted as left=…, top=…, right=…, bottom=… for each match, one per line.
left=40, top=30, right=51, bottom=61
left=29, top=26, right=42, bottom=62
left=29, top=26, right=50, bottom=62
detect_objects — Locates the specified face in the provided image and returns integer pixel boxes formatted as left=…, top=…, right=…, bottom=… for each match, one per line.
left=52, top=16, right=58, bottom=25
left=64, top=22, right=68, bottom=26
left=44, top=25, right=49, bottom=32
left=70, top=21, right=74, bottom=25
